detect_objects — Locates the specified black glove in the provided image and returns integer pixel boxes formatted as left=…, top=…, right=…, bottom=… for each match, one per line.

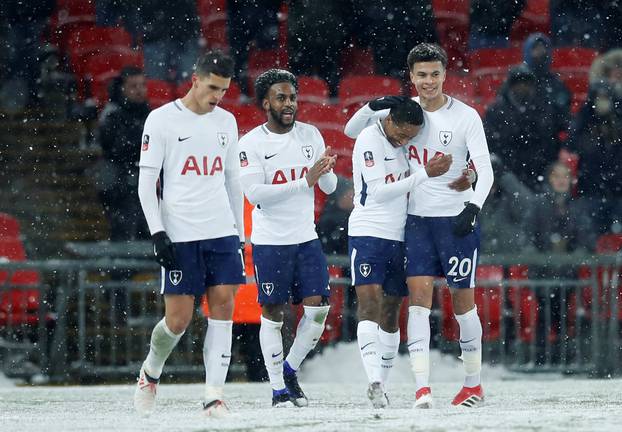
left=368, top=95, right=410, bottom=111
left=453, top=203, right=480, bottom=238
left=152, top=231, right=178, bottom=270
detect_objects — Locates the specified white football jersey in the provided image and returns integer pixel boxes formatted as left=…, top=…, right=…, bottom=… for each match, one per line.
left=407, top=96, right=489, bottom=216
left=139, top=99, right=240, bottom=242
left=239, top=122, right=327, bottom=245
left=349, top=121, right=411, bottom=241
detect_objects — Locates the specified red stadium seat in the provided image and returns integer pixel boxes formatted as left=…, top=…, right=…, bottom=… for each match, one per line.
left=297, top=104, right=347, bottom=131
left=49, top=0, right=97, bottom=49
left=432, top=0, right=470, bottom=69
left=510, top=0, right=551, bottom=42
left=551, top=48, right=599, bottom=75
left=339, top=45, right=376, bottom=77
left=507, top=265, right=538, bottom=343
left=0, top=213, right=20, bottom=240
left=67, top=26, right=134, bottom=77
left=85, top=51, right=144, bottom=105
left=320, top=129, right=354, bottom=178
left=246, top=49, right=289, bottom=96
left=146, top=80, right=175, bottom=108
left=197, top=0, right=229, bottom=51
left=469, top=47, right=523, bottom=77
left=338, top=76, right=403, bottom=109
left=221, top=104, right=265, bottom=136
left=297, top=76, right=330, bottom=105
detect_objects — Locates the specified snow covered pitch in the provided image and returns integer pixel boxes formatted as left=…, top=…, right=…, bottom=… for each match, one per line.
left=1, top=344, right=620, bottom=431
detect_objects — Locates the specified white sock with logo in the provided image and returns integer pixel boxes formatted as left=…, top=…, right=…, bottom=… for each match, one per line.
left=407, top=306, right=431, bottom=391
left=259, top=315, right=285, bottom=391
left=203, top=318, right=233, bottom=402
left=285, top=305, right=330, bottom=370
left=377, top=327, right=400, bottom=385
left=357, top=320, right=381, bottom=384
left=143, top=318, right=184, bottom=379
left=455, top=306, right=483, bottom=388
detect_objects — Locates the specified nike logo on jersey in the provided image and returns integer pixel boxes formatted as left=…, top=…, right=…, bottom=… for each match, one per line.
left=471, top=215, right=477, bottom=227
left=178, top=136, right=191, bottom=142
left=459, top=337, right=477, bottom=344
left=265, top=153, right=278, bottom=159
left=360, top=342, right=375, bottom=350
left=384, top=157, right=396, bottom=161
left=271, top=351, right=283, bottom=358
left=221, top=354, right=231, bottom=358
left=381, top=355, right=395, bottom=361
left=407, top=338, right=424, bottom=347
left=453, top=276, right=468, bottom=282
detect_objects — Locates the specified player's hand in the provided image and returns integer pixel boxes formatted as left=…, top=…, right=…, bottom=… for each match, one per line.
left=368, top=95, right=410, bottom=111
left=425, top=154, right=452, bottom=177
left=152, top=231, right=179, bottom=270
left=453, top=203, right=480, bottom=237
left=448, top=168, right=477, bottom=191
left=322, top=146, right=338, bottom=172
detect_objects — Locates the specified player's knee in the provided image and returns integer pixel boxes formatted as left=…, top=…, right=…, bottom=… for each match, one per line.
left=262, top=304, right=285, bottom=322
left=304, top=301, right=330, bottom=326
left=166, top=315, right=192, bottom=334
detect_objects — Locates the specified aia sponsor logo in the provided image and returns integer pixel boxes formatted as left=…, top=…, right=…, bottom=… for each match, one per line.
left=181, top=155, right=223, bottom=175
left=408, top=146, right=445, bottom=166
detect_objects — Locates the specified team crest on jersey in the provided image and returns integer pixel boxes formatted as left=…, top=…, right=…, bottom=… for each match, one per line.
left=239, top=151, right=248, bottom=167
left=217, top=132, right=229, bottom=148
left=169, top=270, right=182, bottom=285
left=439, top=131, right=453, bottom=146
left=359, top=263, right=372, bottom=277
left=364, top=151, right=374, bottom=167
left=302, top=145, right=314, bottom=160
left=142, top=134, right=150, bottom=151
left=261, top=282, right=274, bottom=296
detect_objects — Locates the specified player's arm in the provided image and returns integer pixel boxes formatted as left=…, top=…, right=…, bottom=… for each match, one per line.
left=344, top=96, right=410, bottom=138
left=137, top=113, right=177, bottom=269
left=238, top=141, right=309, bottom=206
left=224, top=126, right=245, bottom=241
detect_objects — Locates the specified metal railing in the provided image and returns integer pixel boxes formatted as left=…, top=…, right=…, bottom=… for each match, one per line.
left=1, top=248, right=620, bottom=383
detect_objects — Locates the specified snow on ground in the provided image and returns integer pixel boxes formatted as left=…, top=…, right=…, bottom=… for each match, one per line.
left=0, top=343, right=620, bottom=432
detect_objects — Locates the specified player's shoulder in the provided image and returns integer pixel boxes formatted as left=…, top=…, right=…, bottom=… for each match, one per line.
left=356, top=122, right=383, bottom=144
left=212, top=105, right=237, bottom=123
left=293, top=120, right=321, bottom=136
left=238, top=124, right=266, bottom=147
left=445, top=96, right=481, bottom=119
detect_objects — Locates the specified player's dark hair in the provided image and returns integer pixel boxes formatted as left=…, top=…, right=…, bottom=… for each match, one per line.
left=389, top=98, right=424, bottom=126
left=407, top=43, right=448, bottom=70
left=194, top=50, right=234, bottom=78
left=254, top=69, right=298, bottom=108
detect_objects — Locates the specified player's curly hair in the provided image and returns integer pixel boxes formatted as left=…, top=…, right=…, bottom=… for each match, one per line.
left=407, top=43, right=448, bottom=70
left=254, top=69, right=298, bottom=108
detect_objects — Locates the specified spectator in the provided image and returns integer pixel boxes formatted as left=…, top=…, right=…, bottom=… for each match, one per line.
left=317, top=176, right=354, bottom=256
left=484, top=65, right=561, bottom=189
left=522, top=33, right=571, bottom=137
left=479, top=154, right=535, bottom=256
left=32, top=44, right=78, bottom=121
left=95, top=67, right=151, bottom=241
left=468, top=0, right=525, bottom=50
left=228, top=0, right=281, bottom=96
left=0, top=0, right=55, bottom=110
left=569, top=82, right=622, bottom=233
left=353, top=1, right=438, bottom=79
left=288, top=0, right=351, bottom=98
left=527, top=161, right=596, bottom=364
left=589, top=48, right=622, bottom=110
left=137, top=0, right=201, bottom=83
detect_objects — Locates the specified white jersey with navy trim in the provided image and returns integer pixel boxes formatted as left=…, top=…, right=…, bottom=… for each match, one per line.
left=349, top=121, right=411, bottom=241
left=238, top=121, right=335, bottom=245
left=139, top=99, right=241, bottom=242
left=406, top=96, right=490, bottom=217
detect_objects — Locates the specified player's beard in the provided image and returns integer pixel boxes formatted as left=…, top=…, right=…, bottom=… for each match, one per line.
left=269, top=106, right=296, bottom=130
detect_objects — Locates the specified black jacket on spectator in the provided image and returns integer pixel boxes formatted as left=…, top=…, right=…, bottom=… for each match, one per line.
left=484, top=66, right=560, bottom=189
left=137, top=0, right=200, bottom=44
left=522, top=33, right=571, bottom=137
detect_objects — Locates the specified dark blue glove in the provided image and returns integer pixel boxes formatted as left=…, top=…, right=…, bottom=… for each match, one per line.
left=453, top=203, right=480, bottom=238
left=368, top=95, right=410, bottom=111
left=152, top=231, right=178, bottom=270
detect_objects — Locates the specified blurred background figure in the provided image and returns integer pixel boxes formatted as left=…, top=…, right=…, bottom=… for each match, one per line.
left=569, top=82, right=622, bottom=234
left=94, top=66, right=150, bottom=241
left=317, top=176, right=354, bottom=256
left=484, top=65, right=560, bottom=190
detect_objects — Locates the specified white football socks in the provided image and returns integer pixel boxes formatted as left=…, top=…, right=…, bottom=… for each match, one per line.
left=259, top=315, right=286, bottom=390
left=377, top=327, right=400, bottom=385
left=285, top=305, right=330, bottom=371
left=407, top=306, right=431, bottom=391
left=455, top=306, right=483, bottom=388
left=203, top=318, right=233, bottom=402
left=143, top=318, right=184, bottom=379
left=357, top=320, right=381, bottom=384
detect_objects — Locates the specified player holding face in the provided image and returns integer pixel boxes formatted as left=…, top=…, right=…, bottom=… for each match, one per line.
left=345, top=43, right=494, bottom=408
left=134, top=51, right=245, bottom=418
left=238, top=69, right=337, bottom=407
left=349, top=98, right=451, bottom=408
